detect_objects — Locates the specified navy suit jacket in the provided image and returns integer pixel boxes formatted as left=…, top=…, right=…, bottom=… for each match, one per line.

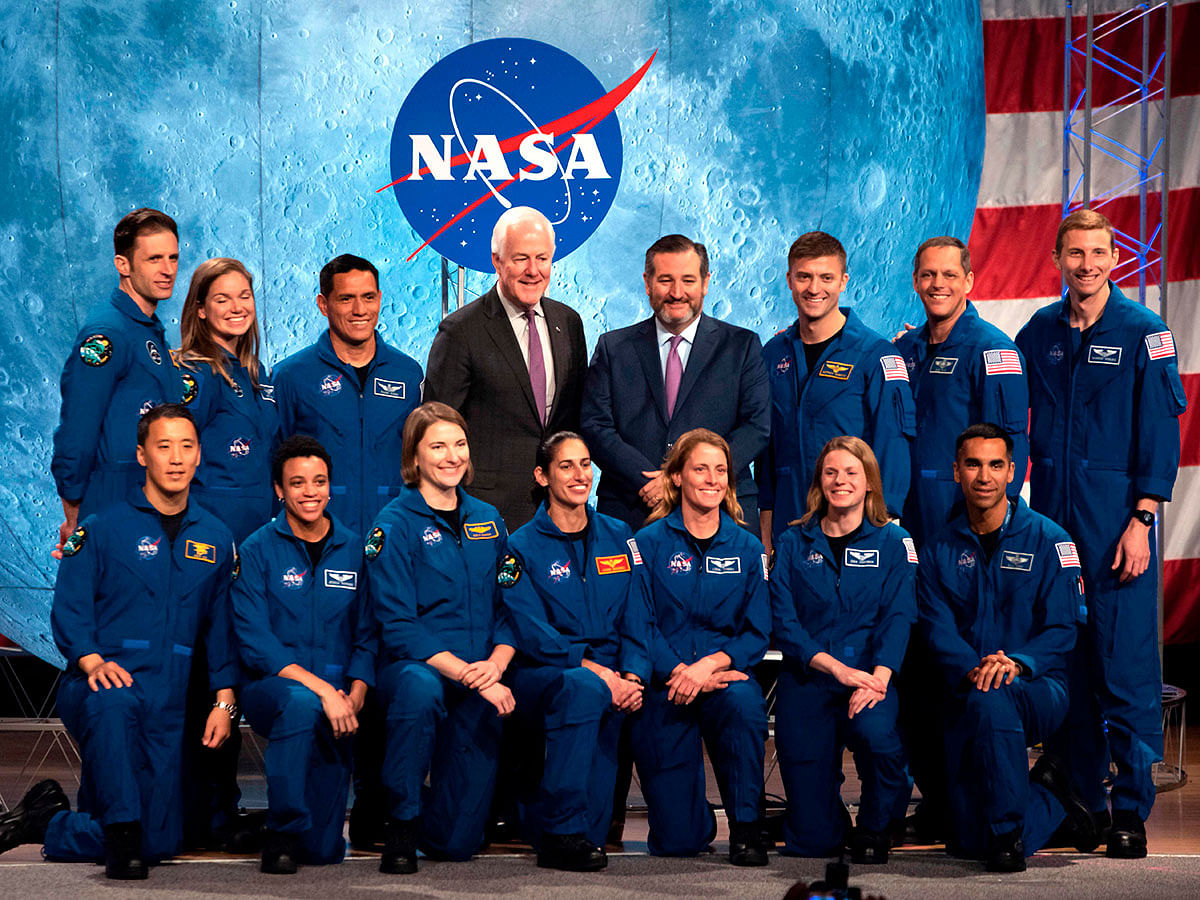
left=580, top=313, right=770, bottom=530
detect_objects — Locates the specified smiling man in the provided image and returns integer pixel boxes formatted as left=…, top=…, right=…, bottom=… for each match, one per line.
left=758, top=231, right=915, bottom=551
left=1016, top=208, right=1187, bottom=857
left=580, top=234, right=769, bottom=531
left=424, top=206, right=587, bottom=531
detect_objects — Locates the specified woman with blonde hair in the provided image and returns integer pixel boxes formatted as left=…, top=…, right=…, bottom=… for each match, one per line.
left=178, top=257, right=280, bottom=543
left=631, top=429, right=771, bottom=866
left=769, top=435, right=916, bottom=863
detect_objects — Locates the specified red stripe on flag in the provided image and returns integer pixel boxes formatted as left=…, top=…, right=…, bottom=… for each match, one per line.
left=969, top=187, right=1200, bottom=300
left=983, top=3, right=1200, bottom=115
left=1180, top=375, right=1200, bottom=468
left=1165, top=556, right=1200, bottom=644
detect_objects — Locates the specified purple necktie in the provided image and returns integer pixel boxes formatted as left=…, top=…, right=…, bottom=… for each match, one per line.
left=665, top=334, right=683, bottom=418
left=526, top=307, right=547, bottom=425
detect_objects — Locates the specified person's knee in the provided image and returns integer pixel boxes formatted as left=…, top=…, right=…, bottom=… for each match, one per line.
left=554, top=667, right=611, bottom=719
left=381, top=663, right=443, bottom=719
left=712, top=681, right=767, bottom=733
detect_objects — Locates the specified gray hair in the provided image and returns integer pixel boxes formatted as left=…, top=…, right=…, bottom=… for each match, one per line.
left=491, top=206, right=556, bottom=257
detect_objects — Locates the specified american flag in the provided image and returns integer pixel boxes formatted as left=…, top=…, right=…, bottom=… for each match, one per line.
left=626, top=538, right=643, bottom=566
left=880, top=355, right=909, bottom=382
left=903, top=537, right=919, bottom=565
left=1056, top=541, right=1081, bottom=569
left=1145, top=330, right=1176, bottom=361
left=983, top=348, right=1023, bottom=376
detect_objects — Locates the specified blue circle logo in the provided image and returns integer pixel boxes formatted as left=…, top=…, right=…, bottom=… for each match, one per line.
left=383, top=38, right=652, bottom=272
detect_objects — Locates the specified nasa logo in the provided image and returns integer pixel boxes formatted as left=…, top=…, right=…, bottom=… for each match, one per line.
left=229, top=437, right=251, bottom=458
left=775, top=356, right=792, bottom=375
left=136, top=535, right=161, bottom=560
left=421, top=525, right=442, bottom=546
left=548, top=560, right=571, bottom=583
left=146, top=341, right=162, bottom=366
left=958, top=550, right=976, bottom=570
left=667, top=552, right=692, bottom=575
left=320, top=374, right=343, bottom=396
left=282, top=567, right=306, bottom=589
left=382, top=38, right=653, bottom=271
left=1048, top=344, right=1065, bottom=365
left=803, top=550, right=823, bottom=569
left=138, top=399, right=156, bottom=416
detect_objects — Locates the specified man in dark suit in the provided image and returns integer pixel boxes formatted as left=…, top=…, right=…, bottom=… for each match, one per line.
left=424, top=206, right=587, bottom=532
left=581, top=234, right=770, bottom=532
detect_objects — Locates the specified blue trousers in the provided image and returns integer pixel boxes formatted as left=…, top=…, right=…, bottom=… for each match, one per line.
left=774, top=669, right=909, bottom=856
left=241, top=677, right=352, bottom=864
left=44, top=675, right=185, bottom=862
left=508, top=665, right=623, bottom=847
left=944, top=676, right=1069, bottom=858
left=378, top=660, right=501, bottom=861
left=632, top=679, right=767, bottom=856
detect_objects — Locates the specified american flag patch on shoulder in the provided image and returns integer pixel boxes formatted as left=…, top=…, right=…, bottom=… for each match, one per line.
left=1055, top=541, right=1081, bottom=568
left=626, top=538, right=643, bottom=565
left=903, top=537, right=919, bottom=564
left=984, top=348, right=1023, bottom=375
left=880, top=355, right=909, bottom=382
left=1145, top=331, right=1175, bottom=360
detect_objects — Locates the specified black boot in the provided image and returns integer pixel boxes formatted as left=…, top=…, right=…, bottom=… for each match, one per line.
left=260, top=829, right=300, bottom=874
left=849, top=828, right=890, bottom=864
left=536, top=832, right=607, bottom=872
left=0, top=779, right=70, bottom=854
left=104, top=821, right=148, bottom=880
left=985, top=828, right=1026, bottom=873
left=1029, top=754, right=1100, bottom=852
left=728, top=820, right=769, bottom=867
left=1106, top=809, right=1147, bottom=859
left=380, top=818, right=419, bottom=874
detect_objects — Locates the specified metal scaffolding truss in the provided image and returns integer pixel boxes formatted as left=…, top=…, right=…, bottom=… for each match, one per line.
left=1062, top=0, right=1172, bottom=309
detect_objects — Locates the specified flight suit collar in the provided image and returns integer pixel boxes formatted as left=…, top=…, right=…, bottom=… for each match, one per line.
left=109, top=286, right=166, bottom=336
left=797, top=512, right=882, bottom=561
left=948, top=496, right=1032, bottom=546
left=530, top=501, right=594, bottom=539
left=127, top=484, right=205, bottom=530
left=315, top=329, right=387, bottom=374
left=662, top=505, right=740, bottom=546
left=1054, top=280, right=1131, bottom=334
left=270, top=511, right=352, bottom=553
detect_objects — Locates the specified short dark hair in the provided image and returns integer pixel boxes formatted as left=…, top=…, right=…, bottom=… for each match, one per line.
left=955, top=422, right=1013, bottom=458
left=913, top=236, right=971, bottom=275
left=788, top=231, right=846, bottom=271
left=272, top=434, right=333, bottom=488
left=137, top=403, right=196, bottom=446
left=644, top=234, right=709, bottom=278
left=114, top=208, right=178, bottom=259
left=319, top=254, right=380, bottom=296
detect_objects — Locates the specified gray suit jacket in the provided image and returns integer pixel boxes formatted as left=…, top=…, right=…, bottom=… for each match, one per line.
left=424, top=285, right=587, bottom=530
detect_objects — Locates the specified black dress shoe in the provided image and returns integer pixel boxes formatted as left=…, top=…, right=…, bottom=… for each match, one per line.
left=1106, top=809, right=1147, bottom=859
left=537, top=832, right=607, bottom=872
left=260, top=830, right=300, bottom=874
left=985, top=829, right=1026, bottom=873
left=0, top=779, right=70, bottom=854
left=849, top=828, right=890, bottom=865
left=728, top=821, right=769, bottom=867
left=104, top=822, right=149, bottom=880
left=1029, top=754, right=1099, bottom=852
left=380, top=818, right=419, bottom=874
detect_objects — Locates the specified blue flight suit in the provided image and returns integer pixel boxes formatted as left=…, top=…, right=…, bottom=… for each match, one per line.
left=631, top=509, right=770, bottom=856
left=183, top=351, right=282, bottom=543
left=44, top=490, right=236, bottom=862
left=1016, top=284, right=1186, bottom=820
left=501, top=504, right=651, bottom=847
left=272, top=331, right=423, bottom=539
left=894, top=302, right=1030, bottom=547
left=770, top=517, right=916, bottom=856
left=367, top=485, right=512, bottom=860
left=52, top=289, right=184, bottom=518
left=232, top=513, right=375, bottom=864
left=919, top=498, right=1082, bottom=858
left=759, top=309, right=915, bottom=539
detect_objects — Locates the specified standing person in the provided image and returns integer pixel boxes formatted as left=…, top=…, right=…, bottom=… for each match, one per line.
left=500, top=431, right=649, bottom=871
left=632, top=430, right=771, bottom=866
left=919, top=424, right=1096, bottom=872
left=271, top=253, right=422, bottom=846
left=758, top=232, right=914, bottom=552
left=52, top=208, right=184, bottom=551
left=770, top=436, right=916, bottom=863
left=3, top=405, right=237, bottom=879
left=892, top=236, right=1029, bottom=842
left=1017, top=209, right=1186, bottom=857
left=367, top=402, right=516, bottom=874
left=580, top=234, right=770, bottom=531
left=424, top=206, right=588, bottom=532
left=233, top=436, right=374, bottom=873
left=178, top=257, right=281, bottom=543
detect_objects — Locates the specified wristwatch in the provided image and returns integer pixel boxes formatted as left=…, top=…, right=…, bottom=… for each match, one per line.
left=1130, top=509, right=1155, bottom=528
left=213, top=700, right=239, bottom=721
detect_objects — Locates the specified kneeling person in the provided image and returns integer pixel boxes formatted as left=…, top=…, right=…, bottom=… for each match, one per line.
left=919, top=424, right=1096, bottom=872
left=8, top=406, right=237, bottom=878
left=501, top=432, right=649, bottom=871
left=232, top=436, right=373, bottom=873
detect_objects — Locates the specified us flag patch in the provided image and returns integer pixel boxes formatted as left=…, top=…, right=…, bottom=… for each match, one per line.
left=1055, top=541, right=1081, bottom=568
left=880, top=355, right=909, bottom=382
left=984, top=348, right=1023, bottom=376
left=1145, top=331, right=1175, bottom=360
left=902, top=537, right=918, bottom=564
left=626, top=538, right=643, bottom=565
